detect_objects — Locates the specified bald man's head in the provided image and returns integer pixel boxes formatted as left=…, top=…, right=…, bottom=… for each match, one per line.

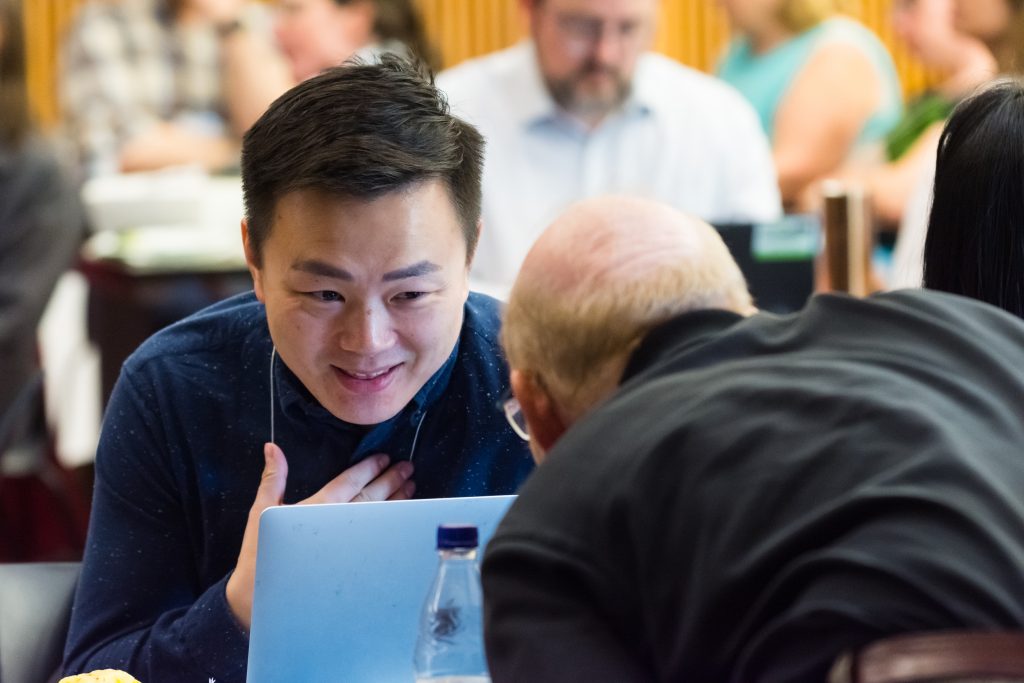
left=503, top=196, right=752, bottom=459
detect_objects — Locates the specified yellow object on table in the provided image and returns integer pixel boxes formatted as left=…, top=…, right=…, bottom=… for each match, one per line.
left=59, top=670, right=142, bottom=683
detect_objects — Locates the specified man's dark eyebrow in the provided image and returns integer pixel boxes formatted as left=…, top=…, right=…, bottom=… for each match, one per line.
left=382, top=261, right=442, bottom=282
left=291, top=259, right=441, bottom=282
left=292, top=260, right=354, bottom=280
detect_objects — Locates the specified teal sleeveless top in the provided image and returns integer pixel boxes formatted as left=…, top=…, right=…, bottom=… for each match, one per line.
left=717, top=17, right=902, bottom=148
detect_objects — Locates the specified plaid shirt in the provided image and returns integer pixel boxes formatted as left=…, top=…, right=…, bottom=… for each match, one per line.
left=60, top=0, right=262, bottom=177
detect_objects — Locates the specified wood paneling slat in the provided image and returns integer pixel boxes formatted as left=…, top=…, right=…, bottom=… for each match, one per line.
left=25, top=0, right=76, bottom=126
left=25, top=0, right=937, bottom=127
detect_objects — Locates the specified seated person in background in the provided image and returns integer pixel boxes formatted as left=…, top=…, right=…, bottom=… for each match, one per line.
left=0, top=0, right=85, bottom=441
left=60, top=0, right=291, bottom=177
left=952, top=0, right=1024, bottom=72
left=827, top=0, right=995, bottom=227
left=716, top=0, right=903, bottom=210
left=63, top=57, right=534, bottom=682
left=484, top=195, right=1024, bottom=682
left=273, top=0, right=440, bottom=82
left=890, top=0, right=1024, bottom=286
left=924, top=78, right=1024, bottom=318
left=437, top=0, right=780, bottom=296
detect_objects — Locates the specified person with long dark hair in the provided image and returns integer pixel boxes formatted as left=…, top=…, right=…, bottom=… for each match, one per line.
left=923, top=78, right=1024, bottom=318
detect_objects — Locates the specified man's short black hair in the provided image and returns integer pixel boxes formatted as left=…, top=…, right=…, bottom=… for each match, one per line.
left=241, top=55, right=485, bottom=265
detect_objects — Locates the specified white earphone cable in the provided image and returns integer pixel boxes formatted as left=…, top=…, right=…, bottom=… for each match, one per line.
left=269, top=346, right=277, bottom=444
left=408, top=409, right=427, bottom=464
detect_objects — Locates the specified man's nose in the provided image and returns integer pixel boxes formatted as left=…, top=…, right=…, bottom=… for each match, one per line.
left=338, top=304, right=395, bottom=355
left=591, top=26, right=626, bottom=68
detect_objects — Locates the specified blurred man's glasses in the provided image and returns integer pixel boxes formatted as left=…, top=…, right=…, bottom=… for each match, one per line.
left=500, top=393, right=530, bottom=441
left=554, top=13, right=646, bottom=51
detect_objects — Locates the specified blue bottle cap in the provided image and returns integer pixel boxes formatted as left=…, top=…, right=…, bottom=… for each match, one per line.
left=437, top=524, right=478, bottom=550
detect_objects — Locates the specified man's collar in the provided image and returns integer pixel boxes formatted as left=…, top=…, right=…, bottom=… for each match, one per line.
left=516, top=42, right=654, bottom=130
left=626, top=54, right=660, bottom=114
left=620, top=309, right=745, bottom=384
left=514, top=41, right=562, bottom=126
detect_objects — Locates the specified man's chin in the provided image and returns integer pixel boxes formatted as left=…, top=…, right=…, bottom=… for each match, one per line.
left=327, top=399, right=406, bottom=427
left=556, top=83, right=630, bottom=121
left=317, top=375, right=411, bottom=426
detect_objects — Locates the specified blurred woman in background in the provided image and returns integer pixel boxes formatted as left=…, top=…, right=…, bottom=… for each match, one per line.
left=886, top=0, right=994, bottom=162
left=952, top=0, right=1024, bottom=72
left=890, top=0, right=1020, bottom=287
left=273, top=0, right=440, bottom=82
left=836, top=0, right=995, bottom=228
left=716, top=0, right=903, bottom=208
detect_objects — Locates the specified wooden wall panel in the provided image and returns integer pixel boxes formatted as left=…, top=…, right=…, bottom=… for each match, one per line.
left=25, top=0, right=935, bottom=127
left=24, top=0, right=79, bottom=126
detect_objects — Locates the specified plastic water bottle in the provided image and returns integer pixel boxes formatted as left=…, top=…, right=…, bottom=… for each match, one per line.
left=413, top=524, right=491, bottom=683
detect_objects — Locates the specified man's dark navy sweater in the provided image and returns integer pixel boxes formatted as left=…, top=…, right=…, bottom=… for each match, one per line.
left=64, top=291, right=533, bottom=682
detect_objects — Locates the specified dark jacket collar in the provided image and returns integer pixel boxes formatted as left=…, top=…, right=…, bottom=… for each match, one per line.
left=621, top=309, right=745, bottom=384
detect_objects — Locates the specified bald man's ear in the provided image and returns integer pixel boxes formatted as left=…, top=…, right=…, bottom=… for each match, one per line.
left=241, top=218, right=266, bottom=303
left=511, top=369, right=567, bottom=464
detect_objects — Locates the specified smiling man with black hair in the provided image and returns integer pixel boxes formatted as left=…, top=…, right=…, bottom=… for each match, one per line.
left=64, top=57, right=533, bottom=682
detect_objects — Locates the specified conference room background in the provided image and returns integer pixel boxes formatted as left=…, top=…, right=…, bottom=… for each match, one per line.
left=25, top=0, right=937, bottom=129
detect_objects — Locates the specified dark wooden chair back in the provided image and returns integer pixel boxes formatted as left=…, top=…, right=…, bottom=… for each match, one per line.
left=830, top=631, right=1024, bottom=683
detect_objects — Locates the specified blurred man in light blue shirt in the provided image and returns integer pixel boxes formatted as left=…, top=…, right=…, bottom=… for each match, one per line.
left=438, top=0, right=781, bottom=297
